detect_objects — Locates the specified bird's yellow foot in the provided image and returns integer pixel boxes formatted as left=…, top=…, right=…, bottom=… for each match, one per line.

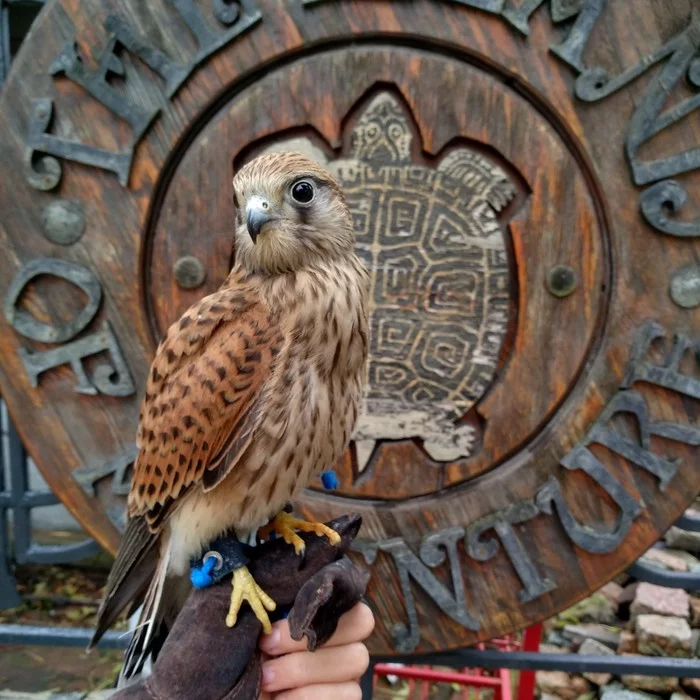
left=261, top=511, right=341, bottom=555
left=226, top=565, right=276, bottom=634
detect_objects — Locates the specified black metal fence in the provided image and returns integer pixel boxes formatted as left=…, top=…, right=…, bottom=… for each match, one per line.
left=0, top=404, right=102, bottom=609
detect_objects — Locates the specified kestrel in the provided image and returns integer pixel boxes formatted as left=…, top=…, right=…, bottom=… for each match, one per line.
left=91, top=151, right=370, bottom=681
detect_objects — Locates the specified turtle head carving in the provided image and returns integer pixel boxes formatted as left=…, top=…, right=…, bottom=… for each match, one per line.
left=350, top=93, right=413, bottom=165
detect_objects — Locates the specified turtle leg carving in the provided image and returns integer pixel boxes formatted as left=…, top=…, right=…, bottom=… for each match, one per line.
left=354, top=439, right=376, bottom=473
left=423, top=423, right=476, bottom=462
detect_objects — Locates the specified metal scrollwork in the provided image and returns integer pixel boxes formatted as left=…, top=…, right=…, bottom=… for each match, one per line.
left=640, top=181, right=700, bottom=238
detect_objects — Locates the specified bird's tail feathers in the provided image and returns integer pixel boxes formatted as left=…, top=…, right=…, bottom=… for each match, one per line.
left=118, top=537, right=172, bottom=687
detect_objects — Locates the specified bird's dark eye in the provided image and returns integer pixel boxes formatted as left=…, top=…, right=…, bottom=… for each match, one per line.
left=291, top=180, right=315, bottom=204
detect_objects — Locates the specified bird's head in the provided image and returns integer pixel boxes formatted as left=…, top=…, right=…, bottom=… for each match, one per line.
left=232, top=151, right=354, bottom=274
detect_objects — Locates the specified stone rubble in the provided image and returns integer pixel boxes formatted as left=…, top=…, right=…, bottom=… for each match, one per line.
left=635, top=614, right=692, bottom=657
left=620, top=658, right=680, bottom=693
left=537, top=513, right=700, bottom=699
left=600, top=682, right=662, bottom=700
left=640, top=548, right=693, bottom=573
left=630, top=583, right=689, bottom=620
left=680, top=677, right=700, bottom=693
left=537, top=670, right=582, bottom=699
left=561, top=593, right=619, bottom=625
left=601, top=582, right=626, bottom=606
left=689, top=597, right=700, bottom=627
left=561, top=623, right=622, bottom=649
left=579, top=638, right=615, bottom=686
left=664, top=527, right=700, bottom=554
left=617, top=630, right=638, bottom=655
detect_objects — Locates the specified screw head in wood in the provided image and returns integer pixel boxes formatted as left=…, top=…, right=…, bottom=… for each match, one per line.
left=173, top=255, right=206, bottom=289
left=546, top=265, right=577, bottom=298
left=41, top=199, right=85, bottom=245
left=669, top=264, right=700, bottom=309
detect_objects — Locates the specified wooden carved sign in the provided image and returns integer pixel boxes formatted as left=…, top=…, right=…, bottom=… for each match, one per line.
left=0, top=0, right=698, bottom=654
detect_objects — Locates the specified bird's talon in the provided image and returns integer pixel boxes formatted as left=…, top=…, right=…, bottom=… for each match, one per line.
left=226, top=565, right=276, bottom=634
left=263, top=512, right=341, bottom=556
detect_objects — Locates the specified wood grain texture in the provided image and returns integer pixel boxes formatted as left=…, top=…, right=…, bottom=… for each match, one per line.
left=0, top=0, right=697, bottom=653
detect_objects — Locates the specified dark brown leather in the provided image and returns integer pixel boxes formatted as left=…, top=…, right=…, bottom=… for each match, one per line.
left=110, top=514, right=368, bottom=700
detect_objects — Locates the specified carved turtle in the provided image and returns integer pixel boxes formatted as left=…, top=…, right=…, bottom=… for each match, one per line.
left=260, top=92, right=516, bottom=472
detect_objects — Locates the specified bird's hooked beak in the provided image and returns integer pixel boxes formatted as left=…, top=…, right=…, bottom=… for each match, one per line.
left=246, top=196, right=276, bottom=244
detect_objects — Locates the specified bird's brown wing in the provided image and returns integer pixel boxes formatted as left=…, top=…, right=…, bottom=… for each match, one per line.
left=91, top=278, right=283, bottom=649
left=129, top=279, right=284, bottom=529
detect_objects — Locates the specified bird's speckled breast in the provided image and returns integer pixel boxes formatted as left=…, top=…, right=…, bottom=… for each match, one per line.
left=167, top=258, right=369, bottom=574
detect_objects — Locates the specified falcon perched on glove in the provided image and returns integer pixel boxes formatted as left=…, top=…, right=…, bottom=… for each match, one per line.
left=90, top=151, right=370, bottom=682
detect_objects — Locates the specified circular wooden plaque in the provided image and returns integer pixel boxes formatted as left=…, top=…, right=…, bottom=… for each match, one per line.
left=0, top=0, right=698, bottom=654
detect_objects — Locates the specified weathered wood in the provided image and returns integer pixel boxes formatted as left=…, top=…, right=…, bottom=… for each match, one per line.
left=0, top=0, right=698, bottom=654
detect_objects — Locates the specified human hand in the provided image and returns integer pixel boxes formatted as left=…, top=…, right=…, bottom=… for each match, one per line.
left=108, top=515, right=370, bottom=700
left=259, top=602, right=374, bottom=699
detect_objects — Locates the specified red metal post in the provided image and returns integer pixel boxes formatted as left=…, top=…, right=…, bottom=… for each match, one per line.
left=517, top=623, right=543, bottom=700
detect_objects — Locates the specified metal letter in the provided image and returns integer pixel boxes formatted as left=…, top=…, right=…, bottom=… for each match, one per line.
left=576, top=10, right=700, bottom=105
left=169, top=0, right=261, bottom=73
left=586, top=391, right=682, bottom=490
left=73, top=446, right=139, bottom=498
left=19, top=321, right=135, bottom=397
left=622, top=322, right=700, bottom=400
left=4, top=258, right=102, bottom=343
left=378, top=529, right=479, bottom=652
left=640, top=181, right=700, bottom=238
left=536, top=468, right=642, bottom=555
left=50, top=39, right=159, bottom=142
left=575, top=9, right=700, bottom=235
left=466, top=501, right=556, bottom=602
left=24, top=99, right=132, bottom=189
left=502, top=0, right=605, bottom=72
left=104, top=15, right=189, bottom=98
left=624, top=11, right=700, bottom=187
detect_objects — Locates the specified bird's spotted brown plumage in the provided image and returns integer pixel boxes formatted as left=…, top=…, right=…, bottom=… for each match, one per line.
left=129, top=273, right=285, bottom=528
left=94, top=151, right=369, bottom=680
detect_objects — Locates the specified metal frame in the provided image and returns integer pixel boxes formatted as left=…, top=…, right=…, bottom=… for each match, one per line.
left=368, top=649, right=700, bottom=677
left=0, top=623, right=127, bottom=649
left=0, top=2, right=9, bottom=86
left=1, top=403, right=102, bottom=608
left=0, top=0, right=45, bottom=88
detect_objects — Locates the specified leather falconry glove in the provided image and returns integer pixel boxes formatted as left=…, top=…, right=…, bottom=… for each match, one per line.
left=110, top=514, right=369, bottom=700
